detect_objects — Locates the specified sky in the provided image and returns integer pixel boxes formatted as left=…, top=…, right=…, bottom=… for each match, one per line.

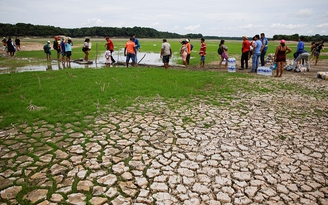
left=1, top=0, right=328, bottom=38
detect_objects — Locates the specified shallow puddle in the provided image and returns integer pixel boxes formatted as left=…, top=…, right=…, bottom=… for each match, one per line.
left=0, top=50, right=180, bottom=74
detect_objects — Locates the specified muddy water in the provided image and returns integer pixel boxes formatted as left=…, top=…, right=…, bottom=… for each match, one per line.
left=0, top=50, right=180, bottom=74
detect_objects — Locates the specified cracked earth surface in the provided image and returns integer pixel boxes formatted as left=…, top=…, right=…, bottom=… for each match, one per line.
left=1, top=67, right=328, bottom=205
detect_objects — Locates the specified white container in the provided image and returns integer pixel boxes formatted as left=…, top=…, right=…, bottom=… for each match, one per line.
left=228, top=66, right=236, bottom=72
left=257, top=67, right=272, bottom=76
left=227, top=58, right=236, bottom=72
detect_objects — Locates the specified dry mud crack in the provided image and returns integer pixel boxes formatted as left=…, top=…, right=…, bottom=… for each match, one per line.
left=0, top=70, right=328, bottom=204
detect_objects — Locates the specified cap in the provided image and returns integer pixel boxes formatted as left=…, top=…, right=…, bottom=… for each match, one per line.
left=242, top=36, right=247, bottom=39
left=68, top=37, right=71, bottom=40
left=163, top=38, right=167, bottom=42
left=280, top=39, right=286, bottom=44
left=47, top=41, right=50, bottom=43
left=185, top=39, right=189, bottom=42
left=54, top=36, right=58, bottom=40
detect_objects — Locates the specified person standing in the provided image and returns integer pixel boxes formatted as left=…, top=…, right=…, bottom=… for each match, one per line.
left=6, top=38, right=16, bottom=57
left=180, top=40, right=188, bottom=66
left=105, top=47, right=112, bottom=67
left=240, top=36, right=250, bottom=70
left=2, top=37, right=8, bottom=55
left=218, top=40, right=229, bottom=70
left=15, top=37, right=21, bottom=51
left=53, top=36, right=61, bottom=61
left=160, top=38, right=172, bottom=69
left=250, top=35, right=262, bottom=73
left=65, top=38, right=73, bottom=67
left=313, top=40, right=325, bottom=66
left=199, top=38, right=206, bottom=68
left=294, top=36, right=305, bottom=65
left=310, top=41, right=316, bottom=63
left=131, top=34, right=140, bottom=64
left=274, top=39, right=292, bottom=77
left=105, top=37, right=116, bottom=63
left=260, top=33, right=268, bottom=66
left=295, top=36, right=305, bottom=55
left=60, top=38, right=66, bottom=64
left=124, top=37, right=136, bottom=67
left=82, top=38, right=91, bottom=62
left=186, top=39, right=191, bottom=65
left=44, top=41, right=51, bottom=61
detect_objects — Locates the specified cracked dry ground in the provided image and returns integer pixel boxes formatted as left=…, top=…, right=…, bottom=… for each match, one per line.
left=0, top=74, right=328, bottom=205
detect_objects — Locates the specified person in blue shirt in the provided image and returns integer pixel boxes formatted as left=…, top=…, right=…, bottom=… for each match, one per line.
left=250, top=34, right=262, bottom=73
left=65, top=37, right=73, bottom=67
left=260, top=33, right=268, bottom=66
left=131, top=34, right=140, bottom=64
left=294, top=36, right=305, bottom=65
left=60, top=38, right=66, bottom=64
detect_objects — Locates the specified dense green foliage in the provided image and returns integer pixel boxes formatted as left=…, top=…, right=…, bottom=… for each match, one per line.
left=272, top=33, right=328, bottom=42
left=1, top=23, right=327, bottom=42
left=0, top=23, right=202, bottom=39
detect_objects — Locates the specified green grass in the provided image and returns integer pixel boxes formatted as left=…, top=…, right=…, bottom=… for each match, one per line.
left=0, top=38, right=327, bottom=129
left=0, top=67, right=250, bottom=129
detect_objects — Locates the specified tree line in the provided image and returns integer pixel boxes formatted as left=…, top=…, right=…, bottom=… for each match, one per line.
left=272, top=34, right=328, bottom=43
left=0, top=23, right=327, bottom=42
left=0, top=23, right=202, bottom=39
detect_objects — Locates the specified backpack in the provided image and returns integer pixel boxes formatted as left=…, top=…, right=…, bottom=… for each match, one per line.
left=53, top=40, right=58, bottom=50
left=218, top=45, right=223, bottom=55
left=43, top=44, right=49, bottom=53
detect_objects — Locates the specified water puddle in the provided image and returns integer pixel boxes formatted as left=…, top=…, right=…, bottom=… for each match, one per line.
left=0, top=50, right=180, bottom=74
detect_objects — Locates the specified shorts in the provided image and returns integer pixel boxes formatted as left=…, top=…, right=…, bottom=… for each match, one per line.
left=162, top=55, right=170, bottom=63
left=221, top=52, right=228, bottom=59
left=61, top=51, right=66, bottom=56
left=56, top=49, right=61, bottom=53
left=200, top=56, right=205, bottom=61
left=65, top=51, right=72, bottom=57
left=126, top=53, right=136, bottom=63
left=313, top=51, right=320, bottom=57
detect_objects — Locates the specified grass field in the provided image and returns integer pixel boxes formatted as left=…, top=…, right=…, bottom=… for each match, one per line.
left=0, top=37, right=327, bottom=129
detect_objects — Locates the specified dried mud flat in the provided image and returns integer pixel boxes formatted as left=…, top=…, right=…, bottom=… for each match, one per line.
left=0, top=54, right=328, bottom=204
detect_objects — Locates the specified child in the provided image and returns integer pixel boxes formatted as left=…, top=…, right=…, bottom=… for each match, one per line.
left=105, top=47, right=112, bottom=67
left=44, top=41, right=51, bottom=61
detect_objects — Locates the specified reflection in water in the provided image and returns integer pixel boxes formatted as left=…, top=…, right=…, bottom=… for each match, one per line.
left=0, top=50, right=179, bottom=74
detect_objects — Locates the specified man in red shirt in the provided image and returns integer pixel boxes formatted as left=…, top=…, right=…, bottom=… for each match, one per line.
left=105, top=37, right=116, bottom=63
left=199, top=38, right=206, bottom=68
left=124, top=37, right=136, bottom=67
left=240, top=36, right=251, bottom=70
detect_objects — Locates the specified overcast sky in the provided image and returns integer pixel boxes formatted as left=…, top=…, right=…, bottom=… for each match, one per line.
left=1, top=0, right=327, bottom=38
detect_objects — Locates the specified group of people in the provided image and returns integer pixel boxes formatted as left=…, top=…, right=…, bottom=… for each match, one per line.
left=44, top=36, right=73, bottom=67
left=1, top=37, right=21, bottom=57
left=179, top=39, right=193, bottom=66
left=227, top=33, right=324, bottom=77
left=274, top=37, right=324, bottom=77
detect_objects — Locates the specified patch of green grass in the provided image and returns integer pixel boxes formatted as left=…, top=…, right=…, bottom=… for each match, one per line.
left=279, top=135, right=287, bottom=140
left=0, top=67, right=251, bottom=129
